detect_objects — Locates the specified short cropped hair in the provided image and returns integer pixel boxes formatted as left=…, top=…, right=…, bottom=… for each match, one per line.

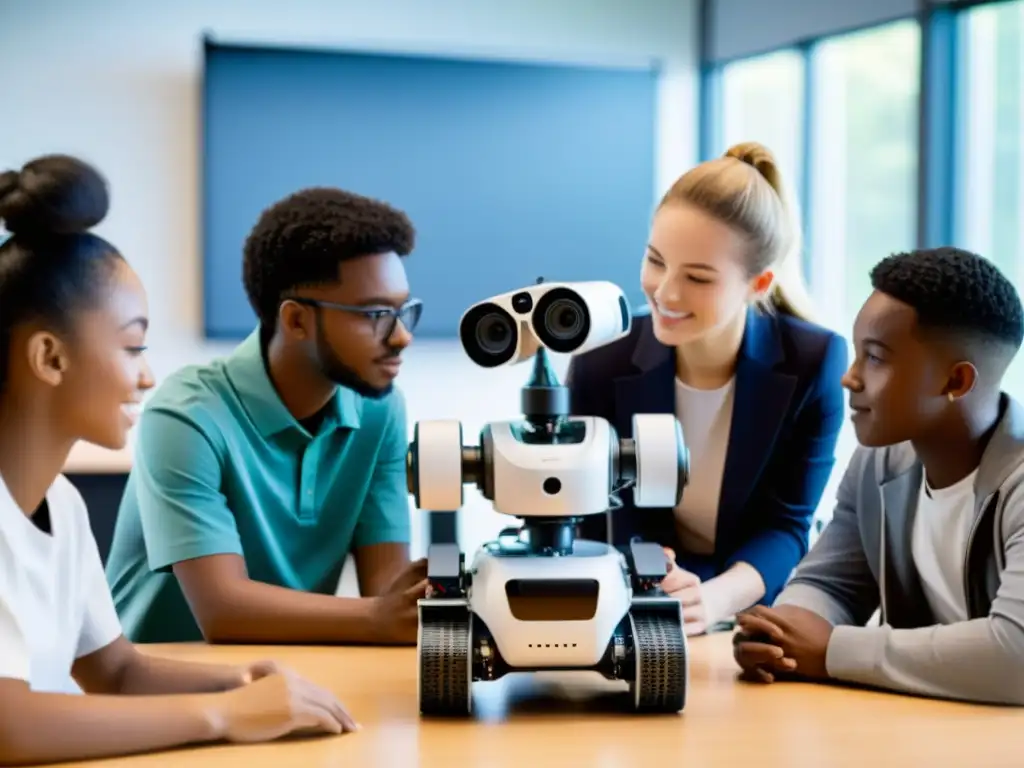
left=870, top=246, right=1024, bottom=366
left=242, top=187, right=415, bottom=334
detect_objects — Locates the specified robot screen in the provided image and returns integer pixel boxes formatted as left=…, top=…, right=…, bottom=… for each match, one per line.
left=505, top=578, right=599, bottom=622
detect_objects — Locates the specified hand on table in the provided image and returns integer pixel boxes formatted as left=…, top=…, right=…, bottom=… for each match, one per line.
left=660, top=547, right=711, bottom=637
left=369, top=557, right=428, bottom=644
left=215, top=664, right=359, bottom=742
left=733, top=604, right=834, bottom=683
left=238, top=659, right=288, bottom=685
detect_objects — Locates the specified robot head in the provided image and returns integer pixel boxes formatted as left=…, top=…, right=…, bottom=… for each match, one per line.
left=459, top=280, right=632, bottom=368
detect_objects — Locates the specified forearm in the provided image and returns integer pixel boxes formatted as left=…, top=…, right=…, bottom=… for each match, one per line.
left=825, top=619, right=1024, bottom=705
left=0, top=688, right=221, bottom=766
left=118, top=653, right=246, bottom=695
left=194, top=579, right=378, bottom=645
left=774, top=581, right=861, bottom=627
left=771, top=501, right=880, bottom=627
left=702, top=562, right=766, bottom=623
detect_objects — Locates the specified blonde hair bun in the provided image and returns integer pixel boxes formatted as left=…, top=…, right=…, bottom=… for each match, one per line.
left=723, top=142, right=784, bottom=199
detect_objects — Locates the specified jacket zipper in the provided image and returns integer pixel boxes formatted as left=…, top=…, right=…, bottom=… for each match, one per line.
left=879, top=486, right=887, bottom=625
left=962, top=493, right=995, bottom=619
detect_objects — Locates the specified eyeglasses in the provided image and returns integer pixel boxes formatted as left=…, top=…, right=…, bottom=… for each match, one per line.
left=286, top=296, right=423, bottom=339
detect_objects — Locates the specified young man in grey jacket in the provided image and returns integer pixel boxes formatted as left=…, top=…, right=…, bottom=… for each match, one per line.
left=733, top=246, right=1024, bottom=705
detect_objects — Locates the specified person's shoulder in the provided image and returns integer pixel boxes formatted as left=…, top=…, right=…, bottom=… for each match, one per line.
left=46, top=474, right=95, bottom=545
left=145, top=357, right=232, bottom=414
left=121, top=359, right=240, bottom=478
left=356, top=384, right=408, bottom=436
left=848, top=440, right=921, bottom=496
left=140, top=355, right=242, bottom=442
left=770, top=310, right=848, bottom=381
left=998, top=464, right=1024, bottom=536
left=570, top=306, right=651, bottom=380
left=47, top=474, right=86, bottom=513
left=983, top=394, right=1024, bottom=521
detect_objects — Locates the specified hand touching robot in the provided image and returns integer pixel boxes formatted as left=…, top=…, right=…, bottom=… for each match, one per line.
left=660, top=548, right=712, bottom=636
left=406, top=279, right=693, bottom=718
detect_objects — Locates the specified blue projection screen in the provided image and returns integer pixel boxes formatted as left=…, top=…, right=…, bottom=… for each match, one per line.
left=201, top=40, right=659, bottom=338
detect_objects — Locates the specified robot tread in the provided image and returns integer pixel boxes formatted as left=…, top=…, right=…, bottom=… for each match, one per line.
left=417, top=600, right=687, bottom=716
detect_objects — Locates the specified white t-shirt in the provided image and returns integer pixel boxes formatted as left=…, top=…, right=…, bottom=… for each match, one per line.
left=0, top=472, right=123, bottom=692
left=672, top=376, right=735, bottom=555
left=911, top=469, right=978, bottom=625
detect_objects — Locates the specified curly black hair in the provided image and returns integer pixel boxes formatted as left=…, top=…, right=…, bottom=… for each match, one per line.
left=870, top=246, right=1024, bottom=363
left=242, top=186, right=415, bottom=334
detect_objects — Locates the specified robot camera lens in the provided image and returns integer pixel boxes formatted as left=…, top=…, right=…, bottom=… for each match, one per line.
left=543, top=299, right=585, bottom=341
left=460, top=302, right=518, bottom=367
left=475, top=313, right=514, bottom=355
left=531, top=287, right=592, bottom=354
left=542, top=477, right=561, bottom=495
left=511, top=292, right=533, bottom=314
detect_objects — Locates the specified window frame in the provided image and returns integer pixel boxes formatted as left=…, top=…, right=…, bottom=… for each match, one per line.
left=695, top=0, right=1023, bottom=535
left=698, top=0, right=1019, bottom=265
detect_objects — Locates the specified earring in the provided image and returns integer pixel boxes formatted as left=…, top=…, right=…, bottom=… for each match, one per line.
left=948, top=392, right=955, bottom=403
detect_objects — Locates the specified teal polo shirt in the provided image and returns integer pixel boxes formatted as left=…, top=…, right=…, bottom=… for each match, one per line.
left=104, top=329, right=411, bottom=643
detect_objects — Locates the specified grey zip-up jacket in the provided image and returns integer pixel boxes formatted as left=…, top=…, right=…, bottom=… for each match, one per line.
left=774, top=393, right=1024, bottom=705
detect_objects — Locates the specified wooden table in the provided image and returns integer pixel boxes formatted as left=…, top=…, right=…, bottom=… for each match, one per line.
left=58, top=632, right=1022, bottom=767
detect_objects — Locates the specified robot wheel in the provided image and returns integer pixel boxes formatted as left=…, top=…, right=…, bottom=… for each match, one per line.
left=418, top=603, right=473, bottom=716
left=628, top=604, right=688, bottom=713
left=416, top=601, right=687, bottom=716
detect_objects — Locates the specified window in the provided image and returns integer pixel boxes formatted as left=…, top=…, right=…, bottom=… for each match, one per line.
left=800, top=20, right=922, bottom=533
left=957, top=0, right=1024, bottom=398
left=720, top=49, right=806, bottom=208
left=806, top=20, right=922, bottom=339
left=703, top=9, right=1023, bottom=539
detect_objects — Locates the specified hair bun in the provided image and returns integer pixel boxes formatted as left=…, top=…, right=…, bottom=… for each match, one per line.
left=0, top=154, right=109, bottom=238
left=724, top=141, right=787, bottom=203
left=724, top=141, right=777, bottom=179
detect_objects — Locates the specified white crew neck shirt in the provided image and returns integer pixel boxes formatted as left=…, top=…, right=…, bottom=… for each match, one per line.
left=911, top=468, right=978, bottom=625
left=0, top=472, right=123, bottom=692
left=672, top=376, right=735, bottom=554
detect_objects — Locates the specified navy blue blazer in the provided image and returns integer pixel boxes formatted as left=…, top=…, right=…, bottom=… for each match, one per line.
left=565, top=305, right=847, bottom=604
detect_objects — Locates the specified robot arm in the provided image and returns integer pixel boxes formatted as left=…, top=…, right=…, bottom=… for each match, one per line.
left=406, top=420, right=469, bottom=512
left=617, top=414, right=689, bottom=509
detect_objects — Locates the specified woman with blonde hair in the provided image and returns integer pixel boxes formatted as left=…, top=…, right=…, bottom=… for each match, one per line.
left=567, top=142, right=846, bottom=635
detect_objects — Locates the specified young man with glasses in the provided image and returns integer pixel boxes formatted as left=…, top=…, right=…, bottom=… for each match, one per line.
left=105, top=187, right=428, bottom=645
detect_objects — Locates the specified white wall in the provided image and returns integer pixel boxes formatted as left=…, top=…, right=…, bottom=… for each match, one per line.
left=1, top=0, right=701, bottom=562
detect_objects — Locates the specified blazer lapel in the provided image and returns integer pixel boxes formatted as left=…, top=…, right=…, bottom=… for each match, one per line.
left=715, top=308, right=798, bottom=541
left=611, top=317, right=676, bottom=542
left=612, top=319, right=676, bottom=433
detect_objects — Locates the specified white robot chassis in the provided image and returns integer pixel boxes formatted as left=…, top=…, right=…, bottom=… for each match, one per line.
left=405, top=281, right=691, bottom=717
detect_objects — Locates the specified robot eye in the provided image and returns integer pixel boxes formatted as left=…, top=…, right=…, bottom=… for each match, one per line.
left=475, top=313, right=514, bottom=354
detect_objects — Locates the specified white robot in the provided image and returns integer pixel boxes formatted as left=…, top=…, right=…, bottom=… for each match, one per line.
left=406, top=279, right=690, bottom=717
